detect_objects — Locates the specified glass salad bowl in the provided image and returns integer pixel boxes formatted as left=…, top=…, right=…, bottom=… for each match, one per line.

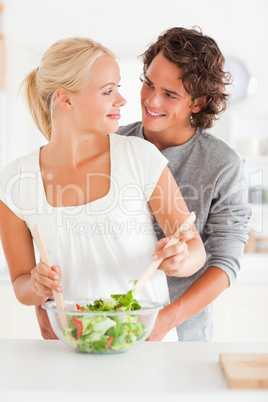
left=41, top=292, right=162, bottom=354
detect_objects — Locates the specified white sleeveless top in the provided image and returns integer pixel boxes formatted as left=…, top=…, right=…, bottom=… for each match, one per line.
left=0, top=134, right=178, bottom=341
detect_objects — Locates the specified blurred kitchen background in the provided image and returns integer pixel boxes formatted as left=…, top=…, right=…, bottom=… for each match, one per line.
left=0, top=0, right=267, bottom=341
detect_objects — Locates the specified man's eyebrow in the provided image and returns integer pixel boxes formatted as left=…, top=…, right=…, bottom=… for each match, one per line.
left=144, top=75, right=182, bottom=97
left=144, top=75, right=153, bottom=85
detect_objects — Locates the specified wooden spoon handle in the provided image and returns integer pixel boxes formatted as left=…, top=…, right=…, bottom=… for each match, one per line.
left=132, top=212, right=196, bottom=296
left=32, top=225, right=68, bottom=328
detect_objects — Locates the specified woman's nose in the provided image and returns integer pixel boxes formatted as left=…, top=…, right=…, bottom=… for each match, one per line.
left=115, top=93, right=127, bottom=107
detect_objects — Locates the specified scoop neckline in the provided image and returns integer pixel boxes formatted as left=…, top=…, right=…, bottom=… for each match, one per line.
left=36, top=134, right=113, bottom=210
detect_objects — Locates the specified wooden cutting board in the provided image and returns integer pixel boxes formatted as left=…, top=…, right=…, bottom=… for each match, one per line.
left=219, top=353, right=268, bottom=388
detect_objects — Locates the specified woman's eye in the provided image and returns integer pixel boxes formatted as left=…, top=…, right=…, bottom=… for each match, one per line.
left=104, top=90, right=113, bottom=95
left=103, top=85, right=121, bottom=95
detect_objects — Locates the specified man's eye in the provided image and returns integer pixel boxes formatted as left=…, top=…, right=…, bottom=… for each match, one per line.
left=145, top=81, right=154, bottom=88
left=166, top=92, right=176, bottom=99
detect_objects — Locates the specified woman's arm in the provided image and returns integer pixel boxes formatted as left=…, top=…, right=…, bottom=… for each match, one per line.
left=147, top=166, right=208, bottom=340
left=0, top=200, right=62, bottom=306
left=148, top=166, right=206, bottom=277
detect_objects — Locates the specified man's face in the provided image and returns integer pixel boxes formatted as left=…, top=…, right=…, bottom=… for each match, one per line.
left=140, top=52, right=201, bottom=142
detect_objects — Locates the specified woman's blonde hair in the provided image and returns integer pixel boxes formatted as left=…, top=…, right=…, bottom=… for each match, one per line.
left=21, top=37, right=115, bottom=140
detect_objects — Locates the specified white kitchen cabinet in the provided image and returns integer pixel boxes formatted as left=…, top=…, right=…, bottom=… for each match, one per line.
left=212, top=253, right=268, bottom=342
left=212, top=281, right=268, bottom=342
left=211, top=113, right=268, bottom=342
left=0, top=277, right=42, bottom=339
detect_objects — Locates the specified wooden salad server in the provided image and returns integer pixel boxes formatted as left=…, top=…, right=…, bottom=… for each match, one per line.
left=32, top=225, right=68, bottom=329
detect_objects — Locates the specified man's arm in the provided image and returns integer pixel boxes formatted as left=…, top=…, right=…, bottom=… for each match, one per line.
left=147, top=266, right=229, bottom=340
left=35, top=305, right=58, bottom=339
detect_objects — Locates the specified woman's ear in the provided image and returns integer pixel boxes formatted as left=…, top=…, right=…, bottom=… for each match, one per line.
left=191, top=96, right=208, bottom=113
left=55, top=88, right=73, bottom=110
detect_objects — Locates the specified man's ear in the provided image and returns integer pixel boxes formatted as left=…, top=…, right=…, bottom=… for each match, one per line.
left=55, top=88, right=73, bottom=110
left=191, top=96, right=208, bottom=113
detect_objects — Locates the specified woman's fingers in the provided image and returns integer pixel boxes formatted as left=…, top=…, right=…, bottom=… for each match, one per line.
left=154, top=237, right=170, bottom=252
left=175, top=229, right=194, bottom=241
left=31, top=263, right=63, bottom=297
left=51, top=265, right=62, bottom=281
left=152, top=240, right=190, bottom=276
left=152, top=227, right=195, bottom=276
left=152, top=240, right=188, bottom=262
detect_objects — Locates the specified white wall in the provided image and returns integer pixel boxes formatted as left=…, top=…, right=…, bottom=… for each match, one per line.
left=1, top=0, right=268, bottom=166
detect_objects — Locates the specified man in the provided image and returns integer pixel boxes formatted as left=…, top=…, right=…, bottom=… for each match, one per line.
left=116, top=27, right=251, bottom=341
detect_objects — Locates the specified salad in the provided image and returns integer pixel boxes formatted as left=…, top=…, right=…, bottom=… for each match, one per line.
left=62, top=291, right=147, bottom=353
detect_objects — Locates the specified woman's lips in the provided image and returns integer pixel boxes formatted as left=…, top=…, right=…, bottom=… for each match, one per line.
left=107, top=113, right=121, bottom=119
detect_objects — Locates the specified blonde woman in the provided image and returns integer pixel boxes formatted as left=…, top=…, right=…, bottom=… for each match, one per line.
left=0, top=37, right=206, bottom=341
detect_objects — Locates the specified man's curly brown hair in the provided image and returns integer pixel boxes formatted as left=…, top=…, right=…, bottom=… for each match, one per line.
left=140, top=27, right=231, bottom=129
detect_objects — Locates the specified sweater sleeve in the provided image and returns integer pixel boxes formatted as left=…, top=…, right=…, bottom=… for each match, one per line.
left=204, top=158, right=251, bottom=284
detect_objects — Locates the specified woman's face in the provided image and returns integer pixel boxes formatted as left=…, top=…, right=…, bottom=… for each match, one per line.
left=70, top=55, right=126, bottom=135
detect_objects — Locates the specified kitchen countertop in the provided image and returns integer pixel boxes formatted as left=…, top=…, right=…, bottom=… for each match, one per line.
left=0, top=340, right=267, bottom=401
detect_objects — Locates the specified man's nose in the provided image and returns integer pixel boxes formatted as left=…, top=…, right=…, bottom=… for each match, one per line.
left=147, top=91, right=162, bottom=108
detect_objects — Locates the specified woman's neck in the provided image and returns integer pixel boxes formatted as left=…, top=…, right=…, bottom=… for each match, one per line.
left=41, top=132, right=110, bottom=170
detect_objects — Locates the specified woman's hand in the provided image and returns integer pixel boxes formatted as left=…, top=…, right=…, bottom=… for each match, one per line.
left=30, top=263, right=63, bottom=299
left=152, top=228, right=195, bottom=277
left=32, top=264, right=62, bottom=339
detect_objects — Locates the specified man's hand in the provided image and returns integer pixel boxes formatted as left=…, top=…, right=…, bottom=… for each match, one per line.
left=35, top=304, right=58, bottom=340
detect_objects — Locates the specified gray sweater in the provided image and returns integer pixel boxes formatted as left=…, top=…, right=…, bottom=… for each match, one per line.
left=117, top=122, right=251, bottom=341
